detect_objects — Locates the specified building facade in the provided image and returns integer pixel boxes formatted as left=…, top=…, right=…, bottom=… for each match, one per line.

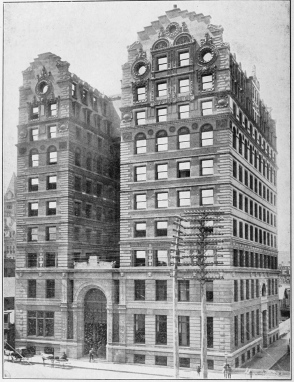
left=113, top=6, right=279, bottom=370
left=15, top=52, right=120, bottom=358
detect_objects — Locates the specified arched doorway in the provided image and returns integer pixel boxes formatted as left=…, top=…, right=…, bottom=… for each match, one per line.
left=84, top=289, right=107, bottom=358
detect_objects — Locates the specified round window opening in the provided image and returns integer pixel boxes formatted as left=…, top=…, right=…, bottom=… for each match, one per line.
left=169, top=25, right=177, bottom=34
left=39, top=81, right=49, bottom=94
left=203, top=52, right=213, bottom=63
left=137, top=64, right=147, bottom=75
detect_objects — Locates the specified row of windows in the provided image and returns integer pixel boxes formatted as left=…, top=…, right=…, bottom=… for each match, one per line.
left=74, top=148, right=116, bottom=178
left=27, top=279, right=55, bottom=298
left=29, top=125, right=57, bottom=141
left=133, top=314, right=213, bottom=348
left=232, top=218, right=277, bottom=248
left=135, top=101, right=213, bottom=125
left=235, top=344, right=263, bottom=368
left=74, top=201, right=116, bottom=221
left=29, top=147, right=57, bottom=167
left=231, top=107, right=275, bottom=162
left=234, top=310, right=260, bottom=347
left=71, top=83, right=107, bottom=116
left=133, top=354, right=214, bottom=369
left=233, top=160, right=276, bottom=206
left=27, top=253, right=57, bottom=268
left=28, top=201, right=56, bottom=216
left=134, top=159, right=214, bottom=182
left=72, top=103, right=112, bottom=134
left=133, top=280, right=213, bottom=302
left=233, top=278, right=278, bottom=302
left=28, top=227, right=101, bottom=245
left=233, top=249, right=278, bottom=270
left=232, top=129, right=276, bottom=185
left=134, top=126, right=213, bottom=154
left=74, top=176, right=116, bottom=199
left=30, top=102, right=57, bottom=120
left=233, top=189, right=276, bottom=227
left=134, top=188, right=214, bottom=210
left=28, top=226, right=56, bottom=242
left=29, top=175, right=56, bottom=191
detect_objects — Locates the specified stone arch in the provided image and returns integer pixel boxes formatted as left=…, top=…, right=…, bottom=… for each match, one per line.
left=74, top=282, right=110, bottom=305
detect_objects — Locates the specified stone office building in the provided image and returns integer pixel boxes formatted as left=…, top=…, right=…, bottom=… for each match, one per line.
left=114, top=6, right=279, bottom=370
left=15, top=52, right=120, bottom=358
left=14, top=6, right=279, bottom=371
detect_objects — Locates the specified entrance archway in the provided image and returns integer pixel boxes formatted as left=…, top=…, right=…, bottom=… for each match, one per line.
left=84, top=288, right=107, bottom=358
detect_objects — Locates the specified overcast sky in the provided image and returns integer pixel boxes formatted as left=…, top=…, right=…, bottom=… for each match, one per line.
left=3, top=1, right=290, bottom=254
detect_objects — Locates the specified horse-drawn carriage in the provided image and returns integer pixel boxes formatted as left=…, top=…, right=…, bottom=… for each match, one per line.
left=4, top=346, right=33, bottom=364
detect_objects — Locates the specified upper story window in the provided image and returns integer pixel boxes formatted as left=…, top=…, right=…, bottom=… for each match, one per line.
left=82, top=89, right=88, bottom=104
left=157, top=56, right=167, bottom=71
left=30, top=128, right=39, bottom=141
left=75, top=148, right=81, bottom=166
left=86, top=153, right=92, bottom=171
left=49, top=103, right=57, bottom=117
left=48, top=125, right=56, bottom=138
left=155, top=221, right=168, bottom=237
left=178, top=127, right=190, bottom=149
left=157, top=82, right=167, bottom=97
left=156, top=130, right=168, bottom=151
left=28, top=202, right=38, bottom=217
left=201, top=124, right=213, bottom=146
left=93, top=96, right=98, bottom=109
left=135, top=166, right=146, bottom=181
left=157, top=108, right=167, bottom=122
left=47, top=175, right=57, bottom=190
left=179, top=51, right=189, bottom=67
left=202, top=101, right=213, bottom=116
left=155, top=251, right=168, bottom=266
left=31, top=106, right=39, bottom=120
left=178, top=161, right=190, bottom=178
left=134, top=222, right=146, bottom=238
left=47, top=201, right=57, bottom=216
left=202, top=75, right=213, bottom=90
left=47, top=146, right=57, bottom=165
left=178, top=104, right=189, bottom=119
left=30, top=149, right=39, bottom=167
left=72, top=83, right=77, bottom=98
left=178, top=190, right=190, bottom=207
left=134, top=250, right=146, bottom=267
left=179, top=79, right=189, bottom=93
left=135, top=194, right=146, bottom=210
left=135, top=111, right=146, bottom=126
left=29, top=177, right=39, bottom=192
left=135, top=133, right=146, bottom=154
left=28, top=227, right=38, bottom=242
left=46, top=226, right=56, bottom=241
left=156, top=163, right=168, bottom=180
left=201, top=159, right=214, bottom=175
left=137, top=86, right=146, bottom=101
left=201, top=189, right=214, bottom=205
left=156, top=192, right=168, bottom=208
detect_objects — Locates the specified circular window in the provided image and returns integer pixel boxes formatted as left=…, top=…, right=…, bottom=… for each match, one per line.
left=137, top=64, right=147, bottom=75
left=39, top=81, right=49, bottom=94
left=169, top=25, right=177, bottom=34
left=203, top=52, right=213, bottom=63
left=132, top=59, right=150, bottom=79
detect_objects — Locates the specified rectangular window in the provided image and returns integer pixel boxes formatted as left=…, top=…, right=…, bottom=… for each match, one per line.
left=206, top=281, right=213, bottom=302
left=48, top=125, right=56, bottom=138
left=156, top=192, right=168, bottom=208
left=155, top=221, right=168, bottom=236
left=238, top=165, right=243, bottom=182
left=179, top=78, right=189, bottom=93
left=85, top=204, right=92, bottom=219
left=178, top=280, right=190, bottom=302
left=29, top=177, right=39, bottom=192
left=134, top=354, right=145, bottom=364
left=74, top=201, right=81, bottom=216
left=246, top=280, right=249, bottom=299
left=233, top=190, right=237, bottom=207
left=178, top=104, right=189, bottom=119
left=179, top=51, right=189, bottom=66
left=207, top=317, right=213, bottom=348
left=178, top=161, right=190, bottom=178
left=135, top=194, right=146, bottom=209
left=48, top=150, right=57, bottom=165
left=30, top=128, right=39, bottom=141
left=201, top=159, right=213, bottom=175
left=47, top=201, right=56, bottom=215
left=47, top=175, right=57, bottom=190
left=113, top=280, right=120, bottom=304
left=49, top=103, right=57, bottom=117
left=179, top=316, right=190, bottom=346
left=201, top=189, right=213, bottom=205
left=234, top=280, right=238, bottom=301
left=233, top=219, right=237, bottom=236
left=28, top=202, right=38, bottom=217
left=155, top=250, right=168, bottom=266
left=202, top=101, right=213, bottom=116
left=240, top=280, right=244, bottom=300
left=207, top=360, right=214, bottom=370
left=239, top=221, right=243, bottom=238
left=246, top=312, right=250, bottom=340
left=157, top=82, right=167, bottom=97
left=28, top=227, right=38, bottom=242
left=135, top=166, right=146, bottom=182
left=233, top=160, right=237, bottom=178
left=179, top=358, right=190, bottom=368
left=239, top=194, right=243, bottom=210
left=46, top=280, right=55, bottom=298
left=201, top=129, right=213, bottom=146
left=178, top=190, right=190, bottom=207
left=134, top=280, right=145, bottom=301
left=134, top=222, right=146, bottom=237
left=157, top=107, right=167, bottom=122
left=234, top=316, right=238, bottom=346
left=74, top=176, right=82, bottom=191
left=157, top=56, right=167, bottom=71
left=156, top=280, right=167, bottom=301
left=28, top=280, right=37, bottom=298
left=244, top=197, right=248, bottom=213
left=202, top=74, right=213, bottom=90
left=46, top=226, right=56, bottom=241
left=256, top=309, right=260, bottom=335
left=156, top=133, right=168, bottom=151
left=27, top=253, right=37, bottom=268
left=134, top=314, right=145, bottom=343
left=156, top=315, right=167, bottom=344
left=135, top=111, right=146, bottom=125
left=45, top=253, right=56, bottom=267
left=156, top=164, right=168, bottom=179
left=155, top=356, right=167, bottom=366
left=137, top=86, right=146, bottom=101
left=134, top=250, right=146, bottom=267
left=251, top=311, right=255, bottom=337
left=240, top=314, right=244, bottom=343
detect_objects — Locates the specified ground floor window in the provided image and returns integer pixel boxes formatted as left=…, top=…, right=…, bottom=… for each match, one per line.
left=207, top=359, right=214, bottom=369
left=134, top=354, right=145, bottom=364
left=155, top=355, right=167, bottom=366
left=179, top=357, right=190, bottom=368
left=27, top=311, right=54, bottom=337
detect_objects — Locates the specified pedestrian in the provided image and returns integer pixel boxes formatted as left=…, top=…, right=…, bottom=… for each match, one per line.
left=197, top=365, right=201, bottom=377
left=227, top=365, right=231, bottom=379
left=223, top=363, right=227, bottom=378
left=249, top=370, right=253, bottom=379
left=89, top=347, right=94, bottom=362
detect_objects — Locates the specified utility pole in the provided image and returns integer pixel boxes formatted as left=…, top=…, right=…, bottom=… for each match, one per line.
left=172, top=210, right=225, bottom=380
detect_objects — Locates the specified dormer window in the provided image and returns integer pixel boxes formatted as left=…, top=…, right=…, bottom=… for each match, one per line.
left=179, top=51, right=189, bottom=67
left=157, top=56, right=167, bottom=71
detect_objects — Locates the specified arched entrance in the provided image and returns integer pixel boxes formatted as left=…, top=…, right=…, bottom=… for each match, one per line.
left=84, top=289, right=107, bottom=358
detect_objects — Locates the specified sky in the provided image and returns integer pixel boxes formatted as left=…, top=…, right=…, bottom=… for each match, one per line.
left=2, top=1, right=290, bottom=255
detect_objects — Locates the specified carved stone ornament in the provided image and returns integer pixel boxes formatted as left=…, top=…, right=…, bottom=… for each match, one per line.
left=207, top=24, right=224, bottom=33
left=153, top=39, right=169, bottom=50
left=19, top=147, right=27, bottom=155
left=122, top=112, right=132, bottom=123
left=215, top=94, right=229, bottom=109
left=59, top=141, right=67, bottom=150
left=122, top=132, right=132, bottom=141
left=165, top=22, right=181, bottom=39
left=174, top=33, right=192, bottom=46
left=197, top=34, right=218, bottom=67
left=169, top=126, right=176, bottom=133
left=18, top=128, right=27, bottom=139
left=148, top=129, right=154, bottom=136
left=192, top=122, right=198, bottom=130
left=216, top=119, right=228, bottom=129
left=131, top=56, right=151, bottom=81
left=120, top=272, right=124, bottom=277
left=40, top=145, right=46, bottom=151
left=58, top=124, right=69, bottom=133
left=35, top=66, right=53, bottom=99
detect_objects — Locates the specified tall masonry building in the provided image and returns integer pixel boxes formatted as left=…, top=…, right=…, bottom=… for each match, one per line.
left=15, top=6, right=279, bottom=371
left=118, top=6, right=279, bottom=370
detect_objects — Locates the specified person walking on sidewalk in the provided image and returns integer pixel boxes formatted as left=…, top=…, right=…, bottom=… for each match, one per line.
left=196, top=365, right=201, bottom=377
left=89, top=347, right=94, bottom=362
left=223, top=363, right=228, bottom=378
left=227, top=365, right=232, bottom=378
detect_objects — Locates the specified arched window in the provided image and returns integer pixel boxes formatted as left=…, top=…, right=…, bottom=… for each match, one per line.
left=244, top=139, right=248, bottom=160
left=232, top=127, right=237, bottom=149
left=156, top=130, right=168, bottom=151
left=238, top=133, right=243, bottom=155
left=75, top=148, right=81, bottom=167
left=201, top=124, right=213, bottom=147
left=174, top=34, right=191, bottom=45
left=135, top=133, right=146, bottom=154
left=47, top=146, right=57, bottom=165
left=86, top=153, right=92, bottom=171
left=178, top=127, right=190, bottom=149
left=30, top=149, right=39, bottom=167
